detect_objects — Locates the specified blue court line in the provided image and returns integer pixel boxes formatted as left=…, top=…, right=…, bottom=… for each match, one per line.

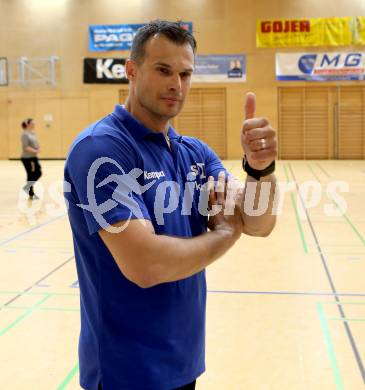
left=4, top=306, right=79, bottom=312
left=1, top=245, right=72, bottom=251
left=0, top=256, right=74, bottom=310
left=0, top=291, right=78, bottom=296
left=329, top=317, right=365, bottom=323
left=1, top=289, right=365, bottom=298
left=208, top=290, right=365, bottom=297
left=0, top=213, right=66, bottom=247
left=323, top=301, right=365, bottom=305
left=288, top=163, right=365, bottom=384
left=307, top=252, right=365, bottom=256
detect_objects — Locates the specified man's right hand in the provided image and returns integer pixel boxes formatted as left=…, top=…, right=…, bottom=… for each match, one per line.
left=207, top=171, right=244, bottom=241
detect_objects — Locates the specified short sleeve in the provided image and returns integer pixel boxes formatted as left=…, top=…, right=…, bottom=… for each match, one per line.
left=65, top=134, right=151, bottom=235
left=21, top=133, right=29, bottom=149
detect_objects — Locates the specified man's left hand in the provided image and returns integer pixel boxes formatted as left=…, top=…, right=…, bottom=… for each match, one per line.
left=240, top=92, right=277, bottom=171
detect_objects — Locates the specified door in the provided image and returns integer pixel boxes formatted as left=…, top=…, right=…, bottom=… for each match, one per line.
left=337, top=87, right=365, bottom=159
left=278, top=86, right=365, bottom=159
left=173, top=88, right=227, bottom=159
left=278, top=87, right=331, bottom=159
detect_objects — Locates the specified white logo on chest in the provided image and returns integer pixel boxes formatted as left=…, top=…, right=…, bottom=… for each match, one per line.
left=144, top=170, right=166, bottom=180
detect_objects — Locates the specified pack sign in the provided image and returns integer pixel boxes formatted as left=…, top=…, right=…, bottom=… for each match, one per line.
left=89, top=22, right=193, bottom=51
left=83, top=58, right=129, bottom=84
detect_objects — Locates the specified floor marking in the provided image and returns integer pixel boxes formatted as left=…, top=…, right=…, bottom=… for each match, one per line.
left=0, top=294, right=51, bottom=337
left=329, top=317, right=365, bottom=323
left=0, top=256, right=74, bottom=311
left=0, top=214, right=66, bottom=247
left=316, top=163, right=331, bottom=178
left=283, top=164, right=308, bottom=253
left=289, top=163, right=365, bottom=383
left=207, top=290, right=365, bottom=297
left=56, top=363, right=79, bottom=390
left=317, top=302, right=344, bottom=390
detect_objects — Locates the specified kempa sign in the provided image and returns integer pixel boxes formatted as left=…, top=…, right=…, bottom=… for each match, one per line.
left=83, top=58, right=128, bottom=84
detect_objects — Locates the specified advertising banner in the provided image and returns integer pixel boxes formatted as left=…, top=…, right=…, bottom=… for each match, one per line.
left=89, top=22, right=193, bottom=51
left=276, top=52, right=365, bottom=81
left=192, top=55, right=246, bottom=83
left=84, top=55, right=246, bottom=84
left=84, top=58, right=128, bottom=84
left=257, top=17, right=354, bottom=47
left=355, top=16, right=365, bottom=45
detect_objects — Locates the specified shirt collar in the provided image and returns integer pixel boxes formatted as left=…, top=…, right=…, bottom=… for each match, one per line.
left=112, top=104, right=179, bottom=142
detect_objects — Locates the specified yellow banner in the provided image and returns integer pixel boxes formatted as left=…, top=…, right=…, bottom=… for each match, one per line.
left=355, top=16, right=365, bottom=45
left=257, top=17, right=354, bottom=48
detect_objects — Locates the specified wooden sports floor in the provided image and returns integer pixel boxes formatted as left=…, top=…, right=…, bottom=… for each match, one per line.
left=0, top=159, right=364, bottom=390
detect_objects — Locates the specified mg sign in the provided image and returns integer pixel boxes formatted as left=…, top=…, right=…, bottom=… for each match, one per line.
left=276, top=52, right=365, bottom=81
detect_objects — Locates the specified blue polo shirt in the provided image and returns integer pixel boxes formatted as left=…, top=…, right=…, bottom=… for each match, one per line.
left=64, top=105, right=228, bottom=390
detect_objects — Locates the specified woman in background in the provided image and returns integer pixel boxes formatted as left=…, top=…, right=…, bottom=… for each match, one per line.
left=20, top=118, right=42, bottom=200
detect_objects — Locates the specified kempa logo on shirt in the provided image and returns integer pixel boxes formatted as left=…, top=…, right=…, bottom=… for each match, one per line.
left=144, top=170, right=166, bottom=180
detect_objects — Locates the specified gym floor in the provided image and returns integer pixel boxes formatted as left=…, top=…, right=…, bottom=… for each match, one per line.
left=0, top=159, right=364, bottom=389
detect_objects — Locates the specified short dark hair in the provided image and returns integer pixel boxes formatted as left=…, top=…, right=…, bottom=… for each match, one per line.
left=130, top=20, right=197, bottom=63
left=21, top=118, right=32, bottom=129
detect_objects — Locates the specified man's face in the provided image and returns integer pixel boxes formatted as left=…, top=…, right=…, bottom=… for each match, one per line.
left=130, top=35, right=195, bottom=120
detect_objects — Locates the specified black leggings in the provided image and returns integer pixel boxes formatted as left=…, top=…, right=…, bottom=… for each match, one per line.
left=21, top=157, right=42, bottom=196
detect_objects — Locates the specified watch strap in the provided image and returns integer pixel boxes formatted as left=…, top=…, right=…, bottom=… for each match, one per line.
left=242, top=156, right=275, bottom=180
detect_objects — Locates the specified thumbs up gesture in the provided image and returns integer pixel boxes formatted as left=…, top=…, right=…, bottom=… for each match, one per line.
left=241, top=92, right=277, bottom=171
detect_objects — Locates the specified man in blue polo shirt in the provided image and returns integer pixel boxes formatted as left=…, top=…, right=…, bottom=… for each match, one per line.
left=64, top=20, right=277, bottom=390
